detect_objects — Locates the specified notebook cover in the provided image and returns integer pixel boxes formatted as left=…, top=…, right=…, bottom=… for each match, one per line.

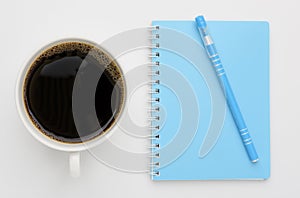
left=150, top=20, right=270, bottom=180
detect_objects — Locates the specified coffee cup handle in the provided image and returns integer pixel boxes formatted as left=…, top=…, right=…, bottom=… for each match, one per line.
left=69, top=152, right=80, bottom=177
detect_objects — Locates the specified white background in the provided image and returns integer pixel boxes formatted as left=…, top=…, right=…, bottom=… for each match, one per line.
left=0, top=0, right=299, bottom=197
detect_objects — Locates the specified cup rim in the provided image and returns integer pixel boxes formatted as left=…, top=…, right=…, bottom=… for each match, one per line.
left=15, top=38, right=126, bottom=152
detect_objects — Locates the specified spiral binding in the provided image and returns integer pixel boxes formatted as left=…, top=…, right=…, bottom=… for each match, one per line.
left=149, top=25, right=161, bottom=177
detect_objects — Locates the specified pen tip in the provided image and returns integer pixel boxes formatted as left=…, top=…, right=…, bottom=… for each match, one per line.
left=251, top=158, right=259, bottom=163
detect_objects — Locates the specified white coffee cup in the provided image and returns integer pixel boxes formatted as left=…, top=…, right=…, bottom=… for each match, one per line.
left=15, top=38, right=126, bottom=177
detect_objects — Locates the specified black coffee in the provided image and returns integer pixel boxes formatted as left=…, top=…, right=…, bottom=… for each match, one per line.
left=23, top=41, right=125, bottom=143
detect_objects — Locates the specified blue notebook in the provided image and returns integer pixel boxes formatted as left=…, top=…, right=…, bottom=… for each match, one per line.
left=150, top=20, right=270, bottom=180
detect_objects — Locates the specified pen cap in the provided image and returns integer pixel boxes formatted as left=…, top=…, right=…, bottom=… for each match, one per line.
left=195, top=16, right=207, bottom=28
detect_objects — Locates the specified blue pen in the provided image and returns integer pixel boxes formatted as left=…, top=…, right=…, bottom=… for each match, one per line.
left=195, top=16, right=259, bottom=163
